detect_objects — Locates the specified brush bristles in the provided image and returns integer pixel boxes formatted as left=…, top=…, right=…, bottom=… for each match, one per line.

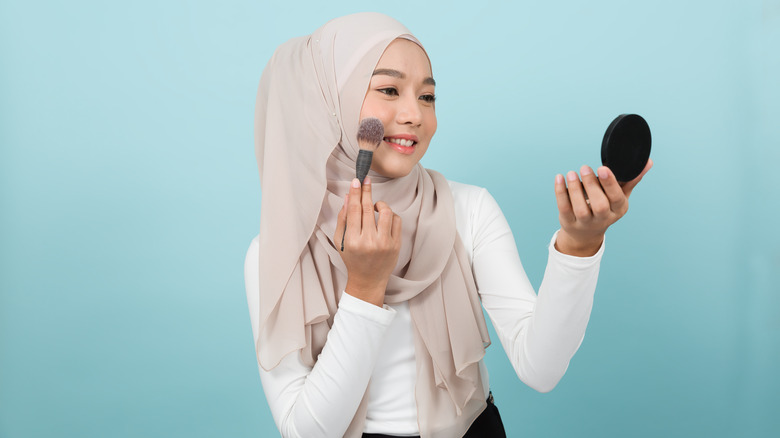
left=357, top=117, right=384, bottom=149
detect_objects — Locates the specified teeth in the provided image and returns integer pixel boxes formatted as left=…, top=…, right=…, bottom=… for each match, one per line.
left=387, top=138, right=414, bottom=147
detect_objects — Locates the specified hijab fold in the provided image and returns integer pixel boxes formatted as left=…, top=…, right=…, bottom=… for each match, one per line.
left=254, top=13, right=491, bottom=438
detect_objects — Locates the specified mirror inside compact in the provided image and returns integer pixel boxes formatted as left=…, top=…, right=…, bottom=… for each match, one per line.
left=601, top=114, right=652, bottom=182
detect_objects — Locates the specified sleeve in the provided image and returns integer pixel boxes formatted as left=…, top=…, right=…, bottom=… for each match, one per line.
left=244, top=237, right=397, bottom=438
left=470, top=189, right=603, bottom=393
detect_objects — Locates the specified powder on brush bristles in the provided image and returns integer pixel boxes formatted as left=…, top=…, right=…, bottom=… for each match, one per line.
left=355, top=117, right=384, bottom=184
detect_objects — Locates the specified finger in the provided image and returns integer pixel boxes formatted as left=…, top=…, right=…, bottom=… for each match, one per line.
left=597, top=167, right=627, bottom=212
left=565, top=171, right=591, bottom=219
left=391, top=213, right=402, bottom=242
left=335, top=193, right=348, bottom=243
left=346, top=178, right=363, bottom=235
left=580, top=165, right=609, bottom=216
left=619, top=158, right=653, bottom=197
left=361, top=176, right=376, bottom=232
left=554, top=174, right=575, bottom=223
left=375, top=201, right=394, bottom=235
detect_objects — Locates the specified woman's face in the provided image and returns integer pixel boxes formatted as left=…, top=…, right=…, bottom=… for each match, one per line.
left=359, top=38, right=437, bottom=178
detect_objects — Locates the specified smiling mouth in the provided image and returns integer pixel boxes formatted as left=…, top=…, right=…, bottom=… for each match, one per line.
left=384, top=137, right=417, bottom=155
left=384, top=137, right=417, bottom=147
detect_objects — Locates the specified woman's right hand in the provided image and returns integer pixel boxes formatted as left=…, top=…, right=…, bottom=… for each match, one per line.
left=334, top=177, right=402, bottom=307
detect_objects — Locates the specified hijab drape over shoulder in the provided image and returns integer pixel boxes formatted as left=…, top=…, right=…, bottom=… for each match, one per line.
left=254, top=12, right=491, bottom=438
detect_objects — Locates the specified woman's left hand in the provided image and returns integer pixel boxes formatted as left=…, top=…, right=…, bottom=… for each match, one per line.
left=554, top=159, right=653, bottom=257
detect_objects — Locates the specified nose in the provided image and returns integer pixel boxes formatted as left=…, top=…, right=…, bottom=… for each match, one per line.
left=396, top=95, right=422, bottom=126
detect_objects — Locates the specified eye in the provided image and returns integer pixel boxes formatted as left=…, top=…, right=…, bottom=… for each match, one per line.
left=378, top=87, right=398, bottom=96
left=419, top=94, right=436, bottom=103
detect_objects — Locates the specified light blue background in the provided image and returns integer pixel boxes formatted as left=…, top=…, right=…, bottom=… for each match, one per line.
left=1, top=0, right=778, bottom=437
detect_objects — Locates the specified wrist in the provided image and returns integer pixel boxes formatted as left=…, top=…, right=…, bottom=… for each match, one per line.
left=555, top=230, right=603, bottom=257
left=345, top=278, right=387, bottom=307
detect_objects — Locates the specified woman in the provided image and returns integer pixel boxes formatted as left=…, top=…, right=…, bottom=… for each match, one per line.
left=245, top=12, right=651, bottom=438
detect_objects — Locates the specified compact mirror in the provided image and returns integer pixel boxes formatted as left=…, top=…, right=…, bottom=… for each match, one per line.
left=601, top=114, right=651, bottom=182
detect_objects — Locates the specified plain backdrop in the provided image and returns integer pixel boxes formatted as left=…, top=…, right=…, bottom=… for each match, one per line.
left=1, top=0, right=778, bottom=437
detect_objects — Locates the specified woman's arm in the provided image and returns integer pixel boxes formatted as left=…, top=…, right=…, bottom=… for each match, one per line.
left=467, top=187, right=603, bottom=393
left=246, top=178, right=403, bottom=437
left=471, top=161, right=651, bottom=391
left=245, top=237, right=396, bottom=438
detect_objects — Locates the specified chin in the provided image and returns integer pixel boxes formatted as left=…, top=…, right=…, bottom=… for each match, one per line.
left=371, top=150, right=425, bottom=179
left=372, top=166, right=415, bottom=179
left=371, top=158, right=421, bottom=179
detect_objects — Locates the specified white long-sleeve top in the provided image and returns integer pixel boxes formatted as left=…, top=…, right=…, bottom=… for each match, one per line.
left=245, top=181, right=604, bottom=438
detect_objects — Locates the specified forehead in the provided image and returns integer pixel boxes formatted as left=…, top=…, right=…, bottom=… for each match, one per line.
left=375, top=39, right=432, bottom=76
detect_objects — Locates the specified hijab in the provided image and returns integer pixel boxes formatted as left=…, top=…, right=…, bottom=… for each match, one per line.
left=254, top=12, right=491, bottom=438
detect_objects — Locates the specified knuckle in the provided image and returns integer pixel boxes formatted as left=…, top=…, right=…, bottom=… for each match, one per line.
left=591, top=202, right=609, bottom=215
left=612, top=198, right=627, bottom=210
left=573, top=207, right=590, bottom=218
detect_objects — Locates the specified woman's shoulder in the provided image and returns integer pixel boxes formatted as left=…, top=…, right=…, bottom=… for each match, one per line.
left=247, top=234, right=260, bottom=251
left=446, top=179, right=495, bottom=215
left=447, top=179, right=488, bottom=202
left=445, top=179, right=504, bottom=240
left=245, top=235, right=260, bottom=270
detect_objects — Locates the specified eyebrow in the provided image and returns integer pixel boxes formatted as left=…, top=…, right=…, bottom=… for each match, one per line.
left=372, top=68, right=436, bottom=86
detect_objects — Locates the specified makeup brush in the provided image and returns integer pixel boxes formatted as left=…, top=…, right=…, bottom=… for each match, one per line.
left=355, top=117, right=384, bottom=184
left=341, top=117, right=384, bottom=251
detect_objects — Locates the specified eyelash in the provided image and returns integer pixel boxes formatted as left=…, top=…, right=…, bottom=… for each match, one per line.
left=378, top=88, right=398, bottom=96
left=378, top=88, right=436, bottom=103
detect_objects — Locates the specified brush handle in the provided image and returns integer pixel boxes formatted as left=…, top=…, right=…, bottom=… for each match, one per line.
left=342, top=149, right=374, bottom=251
left=356, top=149, right=373, bottom=184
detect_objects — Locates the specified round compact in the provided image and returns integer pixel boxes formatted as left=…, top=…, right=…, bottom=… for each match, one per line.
left=601, top=114, right=651, bottom=182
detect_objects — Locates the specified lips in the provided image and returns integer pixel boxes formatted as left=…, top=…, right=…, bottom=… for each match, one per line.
left=384, top=136, right=418, bottom=155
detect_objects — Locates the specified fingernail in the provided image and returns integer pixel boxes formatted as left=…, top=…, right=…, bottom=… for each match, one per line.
left=555, top=174, right=564, bottom=184
left=581, top=166, right=593, bottom=176
left=351, top=178, right=360, bottom=188
left=364, top=176, right=371, bottom=185
left=598, top=168, right=609, bottom=179
left=567, top=171, right=578, bottom=182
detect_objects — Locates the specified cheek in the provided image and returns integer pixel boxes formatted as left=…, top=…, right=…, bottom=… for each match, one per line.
left=359, top=91, right=375, bottom=119
left=425, top=111, right=437, bottom=138
left=359, top=95, right=390, bottom=125
left=358, top=98, right=371, bottom=119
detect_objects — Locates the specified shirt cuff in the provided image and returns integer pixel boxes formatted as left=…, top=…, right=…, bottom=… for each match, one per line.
left=339, top=291, right=397, bottom=326
left=548, top=229, right=605, bottom=268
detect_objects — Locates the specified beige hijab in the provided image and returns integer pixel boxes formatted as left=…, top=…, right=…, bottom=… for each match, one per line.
left=254, top=12, right=491, bottom=438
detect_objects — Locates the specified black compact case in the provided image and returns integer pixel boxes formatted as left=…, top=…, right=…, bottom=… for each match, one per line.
left=601, top=114, right=652, bottom=182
